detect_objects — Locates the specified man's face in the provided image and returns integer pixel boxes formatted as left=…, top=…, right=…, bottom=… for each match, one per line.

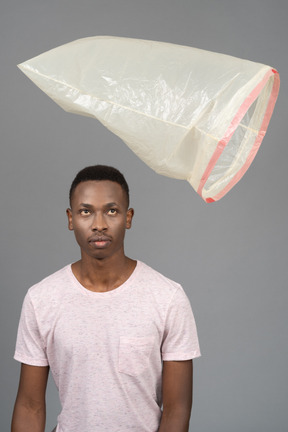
left=66, top=180, right=133, bottom=261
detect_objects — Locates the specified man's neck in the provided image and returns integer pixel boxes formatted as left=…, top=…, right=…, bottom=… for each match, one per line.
left=71, top=254, right=137, bottom=293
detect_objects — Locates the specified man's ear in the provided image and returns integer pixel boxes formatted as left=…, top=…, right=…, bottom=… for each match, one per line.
left=66, top=208, right=74, bottom=231
left=126, top=208, right=134, bottom=229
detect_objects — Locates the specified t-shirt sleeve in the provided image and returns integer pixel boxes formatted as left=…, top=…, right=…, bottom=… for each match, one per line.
left=161, top=286, right=201, bottom=361
left=14, top=292, right=49, bottom=366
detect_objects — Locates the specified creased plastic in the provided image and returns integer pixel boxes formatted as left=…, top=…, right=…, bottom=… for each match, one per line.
left=18, top=36, right=280, bottom=202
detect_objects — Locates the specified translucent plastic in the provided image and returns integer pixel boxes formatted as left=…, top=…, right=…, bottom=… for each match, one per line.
left=18, top=36, right=280, bottom=202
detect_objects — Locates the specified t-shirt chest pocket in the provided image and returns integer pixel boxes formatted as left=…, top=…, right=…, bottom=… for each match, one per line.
left=118, top=336, right=155, bottom=376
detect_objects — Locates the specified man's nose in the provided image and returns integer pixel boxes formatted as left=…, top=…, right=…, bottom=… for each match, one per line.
left=91, top=212, right=108, bottom=231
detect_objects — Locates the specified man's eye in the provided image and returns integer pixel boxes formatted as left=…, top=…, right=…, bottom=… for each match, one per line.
left=107, top=209, right=117, bottom=215
left=80, top=209, right=91, bottom=215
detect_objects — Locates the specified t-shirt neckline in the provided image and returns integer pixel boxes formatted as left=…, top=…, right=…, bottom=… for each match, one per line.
left=66, top=260, right=141, bottom=297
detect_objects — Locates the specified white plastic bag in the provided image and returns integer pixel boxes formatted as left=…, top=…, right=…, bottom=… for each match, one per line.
left=18, top=36, right=279, bottom=202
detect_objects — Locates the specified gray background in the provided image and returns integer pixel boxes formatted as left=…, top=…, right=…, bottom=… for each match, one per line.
left=1, top=0, right=287, bottom=431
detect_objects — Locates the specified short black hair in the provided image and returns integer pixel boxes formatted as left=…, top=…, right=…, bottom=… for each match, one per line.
left=69, top=165, right=130, bottom=207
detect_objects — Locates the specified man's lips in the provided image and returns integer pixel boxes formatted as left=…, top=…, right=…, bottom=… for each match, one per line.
left=88, top=236, right=112, bottom=248
left=89, top=235, right=111, bottom=242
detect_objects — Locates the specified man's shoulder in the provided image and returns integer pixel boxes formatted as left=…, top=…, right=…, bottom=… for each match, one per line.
left=137, top=260, right=183, bottom=294
left=27, top=264, right=71, bottom=298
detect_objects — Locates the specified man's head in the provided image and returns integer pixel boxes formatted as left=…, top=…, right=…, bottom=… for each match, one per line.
left=67, top=165, right=133, bottom=261
left=69, top=165, right=130, bottom=208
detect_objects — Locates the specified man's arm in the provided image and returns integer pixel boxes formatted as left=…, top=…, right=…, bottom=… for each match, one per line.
left=11, top=364, right=49, bottom=432
left=158, top=360, right=193, bottom=432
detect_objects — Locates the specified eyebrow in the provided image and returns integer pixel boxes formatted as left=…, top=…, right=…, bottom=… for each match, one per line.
left=79, top=203, right=93, bottom=208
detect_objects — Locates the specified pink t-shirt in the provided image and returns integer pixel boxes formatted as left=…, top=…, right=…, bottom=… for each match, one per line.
left=14, top=261, right=201, bottom=432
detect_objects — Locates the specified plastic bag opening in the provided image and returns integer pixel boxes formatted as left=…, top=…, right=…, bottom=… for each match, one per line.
left=196, top=70, right=279, bottom=202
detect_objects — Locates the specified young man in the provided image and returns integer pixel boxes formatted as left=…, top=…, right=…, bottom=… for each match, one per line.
left=12, top=165, right=201, bottom=432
